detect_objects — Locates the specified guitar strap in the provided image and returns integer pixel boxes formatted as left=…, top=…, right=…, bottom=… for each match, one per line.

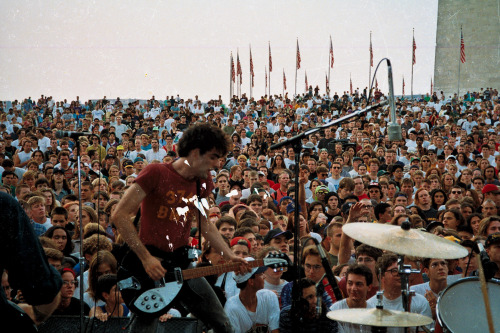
left=196, top=179, right=202, bottom=250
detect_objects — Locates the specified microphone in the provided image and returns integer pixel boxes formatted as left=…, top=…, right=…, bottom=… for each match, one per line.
left=386, top=59, right=402, bottom=142
left=311, top=238, right=343, bottom=301
left=55, top=131, right=91, bottom=139
left=475, top=243, right=499, bottom=281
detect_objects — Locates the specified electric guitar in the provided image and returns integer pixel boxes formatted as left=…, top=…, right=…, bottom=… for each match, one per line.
left=117, top=245, right=289, bottom=318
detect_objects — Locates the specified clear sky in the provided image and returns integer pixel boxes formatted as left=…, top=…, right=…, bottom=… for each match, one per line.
left=0, top=0, right=438, bottom=102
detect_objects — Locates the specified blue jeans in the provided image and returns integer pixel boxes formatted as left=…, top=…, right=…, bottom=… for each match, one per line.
left=129, top=277, right=234, bottom=333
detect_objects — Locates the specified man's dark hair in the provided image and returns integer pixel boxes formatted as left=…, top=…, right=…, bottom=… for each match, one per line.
left=96, top=274, right=118, bottom=301
left=374, top=202, right=391, bottom=220
left=51, top=206, right=68, bottom=219
left=355, top=244, right=383, bottom=261
left=234, top=227, right=255, bottom=238
left=216, top=216, right=237, bottom=230
left=177, top=123, right=231, bottom=158
left=345, top=264, right=373, bottom=286
left=375, top=253, right=398, bottom=281
left=35, top=178, right=50, bottom=188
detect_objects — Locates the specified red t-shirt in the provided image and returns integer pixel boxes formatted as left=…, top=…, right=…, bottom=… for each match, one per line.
left=134, top=163, right=214, bottom=253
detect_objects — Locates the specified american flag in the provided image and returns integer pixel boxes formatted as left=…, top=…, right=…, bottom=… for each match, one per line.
left=250, top=47, right=254, bottom=88
left=305, top=71, right=308, bottom=92
left=369, top=33, right=373, bottom=67
left=430, top=77, right=433, bottom=94
left=283, top=70, right=287, bottom=90
left=460, top=29, right=466, bottom=63
left=350, top=75, right=353, bottom=95
left=237, top=51, right=242, bottom=84
left=231, top=53, right=235, bottom=83
left=269, top=42, right=272, bottom=72
left=265, top=66, right=267, bottom=90
left=412, top=35, right=417, bottom=65
left=402, top=76, right=405, bottom=96
left=330, top=35, right=334, bottom=68
left=296, top=39, right=301, bottom=70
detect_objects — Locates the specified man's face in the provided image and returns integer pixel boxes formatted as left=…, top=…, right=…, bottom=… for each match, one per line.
left=354, top=178, right=364, bottom=194
left=417, top=190, right=430, bottom=205
left=232, top=244, right=249, bottom=258
left=382, top=262, right=400, bottom=289
left=346, top=273, right=370, bottom=302
left=426, top=259, right=448, bottom=283
left=244, top=232, right=257, bottom=254
left=486, top=244, right=500, bottom=265
left=31, top=202, right=46, bottom=219
left=303, top=254, right=325, bottom=283
left=51, top=214, right=67, bottom=227
left=329, top=226, right=342, bottom=249
left=80, top=185, right=92, bottom=200
left=248, top=200, right=263, bottom=216
left=279, top=173, right=290, bottom=186
left=269, top=235, right=289, bottom=253
left=218, top=222, right=235, bottom=239
left=302, top=285, right=318, bottom=316
left=331, top=164, right=341, bottom=176
left=59, top=156, right=69, bottom=167
left=368, top=187, right=381, bottom=201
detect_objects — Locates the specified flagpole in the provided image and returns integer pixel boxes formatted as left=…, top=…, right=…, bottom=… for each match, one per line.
left=458, top=25, right=462, bottom=98
left=268, top=42, right=272, bottom=98
left=283, top=69, right=285, bottom=98
left=369, top=31, right=372, bottom=96
left=295, top=39, right=299, bottom=97
left=230, top=53, right=232, bottom=102
left=328, top=35, right=332, bottom=97
left=249, top=45, right=252, bottom=100
left=411, top=28, right=415, bottom=101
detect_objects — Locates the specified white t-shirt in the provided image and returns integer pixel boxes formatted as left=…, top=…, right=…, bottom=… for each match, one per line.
left=37, top=136, right=51, bottom=153
left=366, top=294, right=432, bottom=333
left=329, top=299, right=374, bottom=333
left=224, top=289, right=280, bottom=333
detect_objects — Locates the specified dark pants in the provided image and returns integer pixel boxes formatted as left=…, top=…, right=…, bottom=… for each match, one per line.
left=129, top=277, right=234, bottom=333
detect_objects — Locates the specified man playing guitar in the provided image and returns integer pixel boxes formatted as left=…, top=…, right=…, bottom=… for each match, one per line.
left=112, top=123, right=249, bottom=333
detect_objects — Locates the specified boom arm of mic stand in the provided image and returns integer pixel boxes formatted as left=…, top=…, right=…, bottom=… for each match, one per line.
left=269, top=100, right=388, bottom=152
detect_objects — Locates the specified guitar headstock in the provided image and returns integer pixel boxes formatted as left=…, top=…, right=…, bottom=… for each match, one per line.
left=263, top=251, right=291, bottom=270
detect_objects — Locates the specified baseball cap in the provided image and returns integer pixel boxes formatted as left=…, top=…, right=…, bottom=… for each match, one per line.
left=123, top=160, right=133, bottom=168
left=263, top=229, right=293, bottom=245
left=230, top=236, right=252, bottom=249
left=233, top=257, right=268, bottom=284
left=152, top=127, right=159, bottom=131
left=485, top=233, right=500, bottom=248
left=368, top=182, right=381, bottom=190
left=134, top=157, right=144, bottom=163
left=410, top=157, right=420, bottom=163
left=105, top=154, right=114, bottom=160
left=53, top=167, right=65, bottom=174
left=117, top=145, right=124, bottom=150
left=482, top=184, right=500, bottom=195
left=280, top=196, right=293, bottom=205
left=377, top=170, right=389, bottom=177
left=315, top=185, right=329, bottom=195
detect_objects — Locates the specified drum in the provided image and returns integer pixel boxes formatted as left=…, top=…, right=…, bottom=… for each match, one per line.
left=436, top=277, right=500, bottom=333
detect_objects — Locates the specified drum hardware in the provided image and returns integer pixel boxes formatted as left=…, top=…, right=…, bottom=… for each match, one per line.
left=436, top=277, right=499, bottom=333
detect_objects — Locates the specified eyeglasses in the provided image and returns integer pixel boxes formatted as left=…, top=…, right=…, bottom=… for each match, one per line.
left=304, top=264, right=322, bottom=271
left=422, top=160, right=430, bottom=162
left=451, top=191, right=462, bottom=194
left=62, top=280, right=78, bottom=286
left=385, top=268, right=399, bottom=276
left=332, top=166, right=340, bottom=169
left=356, top=257, right=374, bottom=263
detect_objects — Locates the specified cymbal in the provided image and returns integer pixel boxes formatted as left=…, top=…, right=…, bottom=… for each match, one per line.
left=342, top=223, right=468, bottom=259
left=327, top=308, right=433, bottom=327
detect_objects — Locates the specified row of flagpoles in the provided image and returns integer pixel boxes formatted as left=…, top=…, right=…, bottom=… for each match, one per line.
left=229, top=28, right=466, bottom=100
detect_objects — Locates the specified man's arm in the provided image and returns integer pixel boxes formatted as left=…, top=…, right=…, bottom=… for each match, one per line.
left=111, top=183, right=166, bottom=281
left=338, top=202, right=364, bottom=264
left=19, top=292, right=61, bottom=325
left=197, top=209, right=249, bottom=272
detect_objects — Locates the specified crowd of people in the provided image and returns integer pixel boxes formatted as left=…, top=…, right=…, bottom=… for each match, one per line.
left=1, top=86, right=500, bottom=332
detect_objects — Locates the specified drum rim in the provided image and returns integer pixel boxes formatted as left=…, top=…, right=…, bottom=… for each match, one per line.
left=436, top=276, right=500, bottom=329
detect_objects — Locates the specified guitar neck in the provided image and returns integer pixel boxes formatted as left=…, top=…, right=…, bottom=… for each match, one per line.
left=181, top=259, right=265, bottom=281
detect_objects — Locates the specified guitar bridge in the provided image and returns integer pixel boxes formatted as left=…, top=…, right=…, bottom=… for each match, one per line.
left=118, top=277, right=141, bottom=291
left=174, top=267, right=183, bottom=284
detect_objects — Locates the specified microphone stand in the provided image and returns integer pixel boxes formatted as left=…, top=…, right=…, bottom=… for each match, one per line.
left=75, top=135, right=86, bottom=333
left=270, top=100, right=387, bottom=331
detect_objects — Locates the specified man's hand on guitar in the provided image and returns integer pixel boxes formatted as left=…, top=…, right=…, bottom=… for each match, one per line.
left=143, top=255, right=167, bottom=281
left=228, top=255, right=252, bottom=275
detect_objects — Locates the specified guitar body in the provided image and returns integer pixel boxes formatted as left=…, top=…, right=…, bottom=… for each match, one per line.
left=118, top=246, right=290, bottom=319
left=117, top=245, right=194, bottom=319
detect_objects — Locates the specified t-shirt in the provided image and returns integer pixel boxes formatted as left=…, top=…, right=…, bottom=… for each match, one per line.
left=329, top=298, right=374, bottom=333
left=366, top=294, right=432, bottom=333
left=224, top=289, right=280, bottom=333
left=134, top=162, right=214, bottom=252
left=52, top=297, right=90, bottom=316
